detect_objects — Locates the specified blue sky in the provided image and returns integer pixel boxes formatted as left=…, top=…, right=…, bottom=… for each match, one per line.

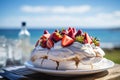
left=0, top=0, right=120, bottom=28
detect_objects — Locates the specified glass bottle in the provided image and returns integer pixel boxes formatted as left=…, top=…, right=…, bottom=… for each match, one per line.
left=18, top=22, right=31, bottom=64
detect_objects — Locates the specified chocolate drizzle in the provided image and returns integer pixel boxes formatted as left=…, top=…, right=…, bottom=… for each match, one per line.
left=31, top=55, right=37, bottom=62
left=55, top=61, right=59, bottom=70
left=40, top=56, right=48, bottom=65
left=69, top=57, right=80, bottom=68
left=40, top=50, right=50, bottom=65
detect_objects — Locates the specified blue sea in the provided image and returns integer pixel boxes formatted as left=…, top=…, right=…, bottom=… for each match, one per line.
left=0, top=28, right=120, bottom=48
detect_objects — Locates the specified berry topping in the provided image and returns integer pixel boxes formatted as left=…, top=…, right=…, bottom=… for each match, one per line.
left=92, top=37, right=100, bottom=46
left=75, top=29, right=82, bottom=36
left=68, top=27, right=72, bottom=32
left=44, top=30, right=49, bottom=34
left=41, top=34, right=50, bottom=39
left=52, top=32, right=62, bottom=42
left=55, top=29, right=59, bottom=32
left=84, top=33, right=92, bottom=44
left=75, top=35, right=84, bottom=43
left=61, top=29, right=67, bottom=35
left=72, top=27, right=77, bottom=34
left=35, top=27, right=100, bottom=48
left=46, top=39, right=54, bottom=49
left=35, top=39, right=40, bottom=47
left=40, top=39, right=47, bottom=48
left=68, top=29, right=75, bottom=39
left=62, top=35, right=74, bottom=47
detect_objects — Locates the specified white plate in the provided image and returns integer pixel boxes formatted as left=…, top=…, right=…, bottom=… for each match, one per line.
left=24, top=58, right=114, bottom=76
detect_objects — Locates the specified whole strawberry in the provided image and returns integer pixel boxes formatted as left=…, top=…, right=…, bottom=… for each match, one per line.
left=75, top=29, right=82, bottom=37
left=61, top=29, right=68, bottom=35
left=46, top=39, right=54, bottom=49
left=68, top=29, right=75, bottom=39
left=52, top=32, right=62, bottom=42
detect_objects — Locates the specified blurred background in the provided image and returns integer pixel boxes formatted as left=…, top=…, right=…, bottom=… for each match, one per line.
left=0, top=0, right=120, bottom=67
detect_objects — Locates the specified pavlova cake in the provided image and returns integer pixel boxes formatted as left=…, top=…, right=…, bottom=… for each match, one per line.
left=30, top=27, right=105, bottom=70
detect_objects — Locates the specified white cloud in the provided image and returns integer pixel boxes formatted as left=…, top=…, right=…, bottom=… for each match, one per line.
left=84, top=12, right=120, bottom=27
left=114, top=11, right=120, bottom=16
left=0, top=10, right=120, bottom=28
left=21, top=6, right=48, bottom=13
left=21, top=5, right=91, bottom=14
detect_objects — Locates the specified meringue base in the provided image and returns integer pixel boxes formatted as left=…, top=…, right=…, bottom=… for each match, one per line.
left=32, top=57, right=103, bottom=70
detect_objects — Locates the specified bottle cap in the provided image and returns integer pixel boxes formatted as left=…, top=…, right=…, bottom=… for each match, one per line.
left=22, top=22, right=26, bottom=27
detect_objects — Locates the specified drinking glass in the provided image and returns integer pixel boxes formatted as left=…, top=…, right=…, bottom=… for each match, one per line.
left=6, top=39, right=15, bottom=66
left=12, top=40, right=23, bottom=65
left=0, top=36, right=7, bottom=68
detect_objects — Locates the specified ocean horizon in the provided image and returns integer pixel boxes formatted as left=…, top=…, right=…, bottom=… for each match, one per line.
left=0, top=27, right=120, bottom=49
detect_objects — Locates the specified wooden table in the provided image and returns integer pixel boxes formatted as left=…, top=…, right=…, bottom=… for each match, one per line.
left=0, top=64, right=120, bottom=80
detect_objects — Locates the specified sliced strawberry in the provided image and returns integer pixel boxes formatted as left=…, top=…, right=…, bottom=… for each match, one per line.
left=62, top=35, right=74, bottom=47
left=83, top=39, right=88, bottom=44
left=35, top=40, right=40, bottom=47
left=68, top=29, right=75, bottom=39
left=72, top=27, right=77, bottom=34
left=39, top=33, right=50, bottom=48
left=40, top=39, right=47, bottom=48
left=61, top=29, right=67, bottom=35
left=55, top=29, right=59, bottom=32
left=41, top=34, right=50, bottom=39
left=68, top=27, right=72, bottom=32
left=84, top=33, right=92, bottom=44
left=44, top=34, right=50, bottom=38
left=75, top=29, right=82, bottom=37
left=46, top=39, right=54, bottom=49
left=52, top=32, right=62, bottom=42
left=44, top=30, right=49, bottom=34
